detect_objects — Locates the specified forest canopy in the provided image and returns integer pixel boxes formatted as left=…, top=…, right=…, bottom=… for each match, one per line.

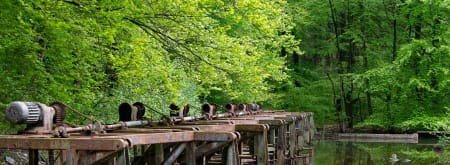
left=284, top=0, right=450, bottom=132
left=0, top=0, right=449, bottom=133
left=0, top=0, right=296, bottom=125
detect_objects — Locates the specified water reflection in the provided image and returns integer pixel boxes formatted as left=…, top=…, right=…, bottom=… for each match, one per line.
left=314, top=140, right=449, bottom=165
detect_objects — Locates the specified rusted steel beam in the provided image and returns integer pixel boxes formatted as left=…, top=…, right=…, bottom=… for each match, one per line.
left=235, top=124, right=267, bottom=132
left=258, top=119, right=285, bottom=125
left=194, top=132, right=237, bottom=141
left=180, top=120, right=234, bottom=125
left=95, top=132, right=195, bottom=146
left=194, top=141, right=229, bottom=158
left=112, top=128, right=185, bottom=133
left=0, top=135, right=128, bottom=150
left=153, top=124, right=235, bottom=132
left=149, top=126, right=200, bottom=131
left=275, top=116, right=296, bottom=123
left=1, top=103, right=314, bottom=165
left=225, top=120, right=258, bottom=124
left=162, top=143, right=186, bottom=165
left=191, top=124, right=235, bottom=132
left=231, top=116, right=277, bottom=120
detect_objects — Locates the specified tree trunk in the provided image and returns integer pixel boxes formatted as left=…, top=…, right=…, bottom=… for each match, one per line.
left=328, top=0, right=346, bottom=133
left=392, top=1, right=398, bottom=61
left=359, top=0, right=373, bottom=116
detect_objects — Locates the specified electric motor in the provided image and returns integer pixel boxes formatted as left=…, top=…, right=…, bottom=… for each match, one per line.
left=5, top=101, right=41, bottom=124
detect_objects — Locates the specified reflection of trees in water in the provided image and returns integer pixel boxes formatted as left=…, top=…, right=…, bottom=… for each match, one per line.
left=316, top=141, right=450, bottom=165
left=344, top=142, right=353, bottom=164
left=333, top=141, right=373, bottom=165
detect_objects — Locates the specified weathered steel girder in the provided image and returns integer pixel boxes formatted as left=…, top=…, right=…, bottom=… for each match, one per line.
left=0, top=105, right=314, bottom=165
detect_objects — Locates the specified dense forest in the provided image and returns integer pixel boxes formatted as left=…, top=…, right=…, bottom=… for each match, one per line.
left=0, top=0, right=449, bottom=133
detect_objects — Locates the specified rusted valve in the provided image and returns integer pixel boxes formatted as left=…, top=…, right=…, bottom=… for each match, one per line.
left=119, top=102, right=146, bottom=121
left=169, top=104, right=190, bottom=118
left=248, top=103, right=261, bottom=111
left=202, top=104, right=217, bottom=120
left=238, top=104, right=248, bottom=111
left=225, top=103, right=236, bottom=113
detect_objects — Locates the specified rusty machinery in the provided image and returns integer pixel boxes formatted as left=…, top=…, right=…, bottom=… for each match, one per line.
left=5, top=101, right=261, bottom=137
left=5, top=101, right=66, bottom=134
left=1, top=101, right=314, bottom=165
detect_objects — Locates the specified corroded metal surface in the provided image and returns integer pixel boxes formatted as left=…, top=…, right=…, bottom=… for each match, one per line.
left=1, top=104, right=314, bottom=165
left=0, top=135, right=128, bottom=150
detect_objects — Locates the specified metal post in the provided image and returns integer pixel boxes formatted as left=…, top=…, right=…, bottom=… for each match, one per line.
left=288, top=118, right=296, bottom=165
left=185, top=142, right=196, bottom=165
left=254, top=125, right=268, bottom=165
left=116, top=147, right=131, bottom=165
left=66, top=149, right=77, bottom=165
left=154, top=144, right=164, bottom=164
left=297, top=118, right=303, bottom=146
left=277, top=122, right=287, bottom=165
left=309, top=114, right=315, bottom=144
left=224, top=141, right=238, bottom=165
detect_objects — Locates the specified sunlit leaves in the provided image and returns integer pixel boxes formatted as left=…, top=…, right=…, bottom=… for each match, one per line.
left=0, top=0, right=293, bottom=124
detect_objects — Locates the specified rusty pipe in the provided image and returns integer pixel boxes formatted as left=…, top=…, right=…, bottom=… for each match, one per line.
left=225, top=103, right=237, bottom=113
left=52, top=103, right=264, bottom=137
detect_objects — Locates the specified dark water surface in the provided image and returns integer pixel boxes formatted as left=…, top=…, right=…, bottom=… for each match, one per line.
left=313, top=140, right=449, bottom=165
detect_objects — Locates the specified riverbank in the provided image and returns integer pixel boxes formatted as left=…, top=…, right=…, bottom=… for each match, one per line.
left=314, top=125, right=446, bottom=143
left=314, top=139, right=450, bottom=164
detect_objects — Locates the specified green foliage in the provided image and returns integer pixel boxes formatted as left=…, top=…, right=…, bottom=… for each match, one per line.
left=354, top=113, right=391, bottom=131
left=396, top=115, right=450, bottom=131
left=0, top=0, right=295, bottom=129
left=283, top=0, right=450, bottom=132
left=1, top=0, right=449, bottom=134
left=284, top=79, right=335, bottom=125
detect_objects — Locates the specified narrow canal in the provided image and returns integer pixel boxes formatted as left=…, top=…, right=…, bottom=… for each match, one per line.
left=313, top=139, right=449, bottom=165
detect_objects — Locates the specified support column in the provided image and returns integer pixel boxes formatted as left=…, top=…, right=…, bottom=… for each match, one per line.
left=288, top=118, right=297, bottom=165
left=66, top=149, right=78, bottom=165
left=184, top=142, right=196, bottom=165
left=254, top=125, right=268, bottom=165
left=116, top=147, right=131, bottom=165
left=276, top=122, right=287, bottom=165
left=223, top=141, right=239, bottom=165
left=154, top=144, right=164, bottom=164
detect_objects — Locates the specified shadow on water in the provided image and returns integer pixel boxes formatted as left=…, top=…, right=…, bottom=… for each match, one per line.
left=313, top=139, right=449, bottom=165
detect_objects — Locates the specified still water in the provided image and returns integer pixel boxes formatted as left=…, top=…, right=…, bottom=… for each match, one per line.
left=313, top=139, right=449, bottom=165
